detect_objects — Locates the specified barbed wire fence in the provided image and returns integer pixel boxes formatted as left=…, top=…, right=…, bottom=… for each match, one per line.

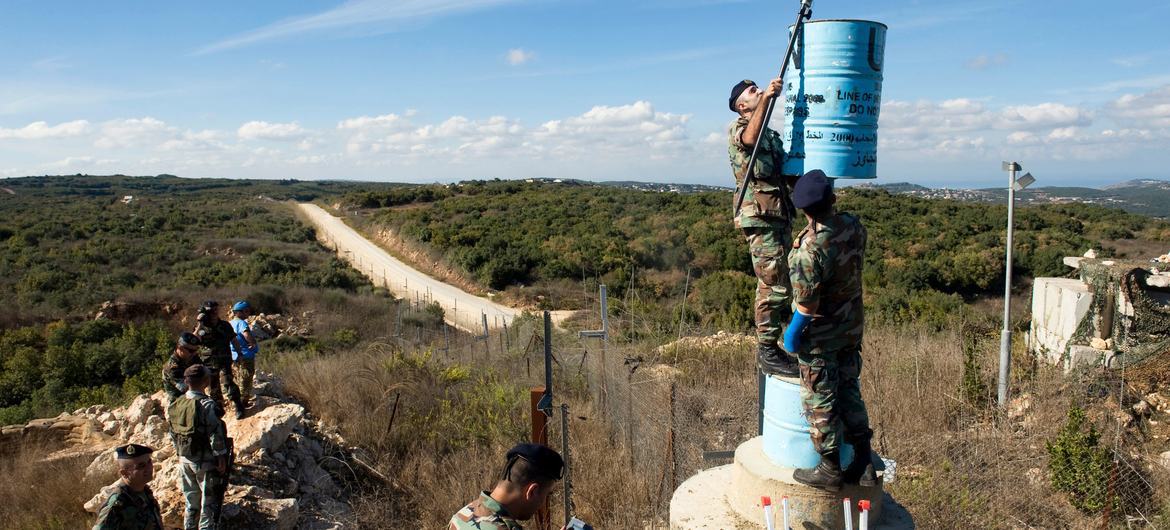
left=336, top=276, right=1170, bottom=529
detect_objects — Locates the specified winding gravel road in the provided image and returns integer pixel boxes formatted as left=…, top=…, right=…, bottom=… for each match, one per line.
left=297, top=203, right=518, bottom=332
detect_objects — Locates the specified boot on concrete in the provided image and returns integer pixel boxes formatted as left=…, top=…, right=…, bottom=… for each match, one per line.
left=793, top=453, right=842, bottom=492
left=843, top=434, right=877, bottom=487
left=758, top=342, right=798, bottom=377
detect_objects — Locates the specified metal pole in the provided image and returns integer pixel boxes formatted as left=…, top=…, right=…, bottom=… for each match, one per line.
left=560, top=403, right=572, bottom=529
left=543, top=311, right=554, bottom=402
left=530, top=388, right=551, bottom=530
left=998, top=162, right=1018, bottom=407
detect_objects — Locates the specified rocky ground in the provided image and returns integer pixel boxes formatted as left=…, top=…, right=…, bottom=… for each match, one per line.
left=4, top=373, right=371, bottom=529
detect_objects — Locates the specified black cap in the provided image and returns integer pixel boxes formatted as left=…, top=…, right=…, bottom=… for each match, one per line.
left=729, top=79, right=756, bottom=113
left=183, top=364, right=209, bottom=379
left=504, top=443, right=564, bottom=481
left=178, top=332, right=201, bottom=350
left=200, top=300, right=219, bottom=312
left=792, top=169, right=833, bottom=209
left=116, top=444, right=154, bottom=459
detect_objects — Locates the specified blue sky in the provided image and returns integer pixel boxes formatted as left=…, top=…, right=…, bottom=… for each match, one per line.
left=1, top=0, right=1168, bottom=188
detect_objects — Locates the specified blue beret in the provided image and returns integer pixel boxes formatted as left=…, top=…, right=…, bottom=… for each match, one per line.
left=792, top=169, right=834, bottom=209
left=116, top=444, right=153, bottom=459
left=729, top=79, right=756, bottom=113
left=505, top=443, right=564, bottom=480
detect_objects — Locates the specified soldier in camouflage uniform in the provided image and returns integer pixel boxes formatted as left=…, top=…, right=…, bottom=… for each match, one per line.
left=193, top=300, right=246, bottom=419
left=728, top=77, right=799, bottom=376
left=162, top=333, right=203, bottom=402
left=782, top=170, right=875, bottom=491
left=449, top=443, right=564, bottom=530
left=170, top=364, right=229, bottom=530
left=92, top=444, right=164, bottom=530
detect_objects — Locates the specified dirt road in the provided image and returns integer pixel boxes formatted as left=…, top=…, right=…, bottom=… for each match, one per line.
left=296, top=203, right=519, bottom=332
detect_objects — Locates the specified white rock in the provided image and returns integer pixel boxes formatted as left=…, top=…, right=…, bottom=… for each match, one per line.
left=1159, top=451, right=1170, bottom=472
left=234, top=403, right=305, bottom=456
left=257, top=498, right=299, bottom=530
left=1091, top=337, right=1109, bottom=350
left=85, top=447, right=119, bottom=483
left=1083, top=249, right=1097, bottom=259
left=125, top=394, right=159, bottom=425
left=98, top=412, right=115, bottom=424
left=1133, top=400, right=1151, bottom=417
left=101, top=420, right=120, bottom=435
left=297, top=457, right=339, bottom=497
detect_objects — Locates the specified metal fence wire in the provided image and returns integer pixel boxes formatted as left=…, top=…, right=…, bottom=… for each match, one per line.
left=377, top=292, right=1170, bottom=529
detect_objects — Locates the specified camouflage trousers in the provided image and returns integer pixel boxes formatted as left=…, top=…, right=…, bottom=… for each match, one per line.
left=180, top=459, right=225, bottom=530
left=235, top=358, right=255, bottom=405
left=201, top=355, right=241, bottom=406
left=742, top=221, right=793, bottom=345
left=798, top=345, right=871, bottom=457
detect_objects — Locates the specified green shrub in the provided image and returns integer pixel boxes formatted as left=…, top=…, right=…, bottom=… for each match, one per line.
left=1047, top=406, right=1115, bottom=513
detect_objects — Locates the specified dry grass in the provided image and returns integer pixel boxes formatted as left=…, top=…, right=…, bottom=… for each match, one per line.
left=0, top=449, right=103, bottom=530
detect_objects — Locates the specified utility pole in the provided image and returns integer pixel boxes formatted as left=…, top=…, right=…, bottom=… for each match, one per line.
left=998, top=161, right=1036, bottom=407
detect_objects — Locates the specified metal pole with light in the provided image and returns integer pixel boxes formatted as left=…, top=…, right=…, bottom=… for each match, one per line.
left=997, top=161, right=1035, bottom=407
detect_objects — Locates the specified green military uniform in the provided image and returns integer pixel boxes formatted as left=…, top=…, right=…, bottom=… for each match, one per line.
left=195, top=319, right=242, bottom=407
left=728, top=115, right=796, bottom=345
left=173, top=389, right=229, bottom=530
left=448, top=491, right=524, bottom=530
left=788, top=210, right=871, bottom=457
left=92, top=483, right=164, bottom=530
left=162, top=353, right=197, bottom=401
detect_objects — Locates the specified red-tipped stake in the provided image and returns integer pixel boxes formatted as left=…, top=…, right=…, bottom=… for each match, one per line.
left=761, top=496, right=775, bottom=530
left=843, top=497, right=853, bottom=530
left=781, top=496, right=791, bottom=530
left=858, top=500, right=871, bottom=530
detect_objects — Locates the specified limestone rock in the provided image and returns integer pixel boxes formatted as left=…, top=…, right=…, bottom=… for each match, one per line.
left=84, top=480, right=122, bottom=513
left=1090, top=337, right=1109, bottom=350
left=125, top=394, right=159, bottom=425
left=85, top=447, right=120, bottom=483
left=1133, top=400, right=1152, bottom=417
left=1083, top=249, right=1097, bottom=259
left=234, top=403, right=305, bottom=456
left=1159, top=451, right=1170, bottom=472
left=257, top=498, right=299, bottom=530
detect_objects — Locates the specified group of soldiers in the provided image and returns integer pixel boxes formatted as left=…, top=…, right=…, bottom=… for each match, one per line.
left=729, top=76, right=875, bottom=491
left=93, top=300, right=262, bottom=530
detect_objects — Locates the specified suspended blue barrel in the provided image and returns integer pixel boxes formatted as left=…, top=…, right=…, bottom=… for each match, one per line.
left=781, top=19, right=887, bottom=179
left=761, top=375, right=854, bottom=469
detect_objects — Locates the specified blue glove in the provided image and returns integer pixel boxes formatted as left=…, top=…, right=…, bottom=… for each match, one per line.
left=783, top=309, right=813, bottom=353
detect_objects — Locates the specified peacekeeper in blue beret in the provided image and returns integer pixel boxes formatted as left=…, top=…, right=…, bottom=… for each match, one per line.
left=728, top=76, right=800, bottom=377
left=92, top=444, right=164, bottom=530
left=449, top=443, right=589, bottom=530
left=784, top=170, right=875, bottom=491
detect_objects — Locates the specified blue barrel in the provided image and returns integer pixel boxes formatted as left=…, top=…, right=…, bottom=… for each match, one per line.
left=762, top=375, right=854, bottom=469
left=781, top=19, right=887, bottom=179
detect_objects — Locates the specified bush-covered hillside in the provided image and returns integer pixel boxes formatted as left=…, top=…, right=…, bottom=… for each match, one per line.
left=0, top=175, right=392, bottom=423
left=348, top=180, right=1170, bottom=327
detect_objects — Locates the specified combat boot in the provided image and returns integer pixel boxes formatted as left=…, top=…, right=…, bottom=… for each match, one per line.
left=843, top=433, right=877, bottom=487
left=793, top=453, right=842, bottom=491
left=758, top=342, right=799, bottom=377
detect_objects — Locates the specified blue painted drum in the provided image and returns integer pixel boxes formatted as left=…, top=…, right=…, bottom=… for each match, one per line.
left=762, top=375, right=855, bottom=469
left=781, top=19, right=887, bottom=179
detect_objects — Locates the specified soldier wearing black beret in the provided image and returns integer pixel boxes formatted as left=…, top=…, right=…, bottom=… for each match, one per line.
left=449, top=443, right=570, bottom=530
left=92, top=444, right=163, bottom=530
left=162, top=332, right=202, bottom=401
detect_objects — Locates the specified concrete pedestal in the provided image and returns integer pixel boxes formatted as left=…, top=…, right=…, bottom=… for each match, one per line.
left=670, top=437, right=914, bottom=529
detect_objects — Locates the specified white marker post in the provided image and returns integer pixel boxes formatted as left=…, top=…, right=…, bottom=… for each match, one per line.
left=843, top=497, right=853, bottom=530
left=781, top=496, right=792, bottom=530
left=761, top=496, right=775, bottom=530
left=858, top=499, right=871, bottom=530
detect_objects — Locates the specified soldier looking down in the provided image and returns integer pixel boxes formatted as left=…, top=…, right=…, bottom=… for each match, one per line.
left=92, top=444, right=164, bottom=530
left=162, top=333, right=202, bottom=402
left=728, top=76, right=799, bottom=377
left=449, top=443, right=566, bottom=530
left=783, top=170, right=875, bottom=491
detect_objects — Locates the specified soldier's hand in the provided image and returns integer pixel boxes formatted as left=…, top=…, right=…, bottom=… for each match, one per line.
left=763, top=76, right=784, bottom=99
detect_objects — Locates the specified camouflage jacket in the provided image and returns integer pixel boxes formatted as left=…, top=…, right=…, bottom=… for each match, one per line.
left=195, top=319, right=235, bottom=367
left=92, top=483, right=163, bottom=530
left=788, top=211, right=867, bottom=352
left=728, top=116, right=795, bottom=229
left=448, top=491, right=524, bottom=530
left=161, top=353, right=196, bottom=400
left=171, top=390, right=229, bottom=463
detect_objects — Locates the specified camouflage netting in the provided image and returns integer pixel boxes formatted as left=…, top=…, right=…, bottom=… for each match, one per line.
left=1076, top=259, right=1170, bottom=367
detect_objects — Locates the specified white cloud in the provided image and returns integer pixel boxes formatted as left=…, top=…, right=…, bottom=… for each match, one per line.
left=506, top=48, right=535, bottom=66
left=95, top=117, right=174, bottom=149
left=999, top=103, right=1092, bottom=129
left=238, top=121, right=308, bottom=141
left=0, top=120, right=91, bottom=140
left=1110, top=84, right=1170, bottom=129
left=195, top=0, right=530, bottom=55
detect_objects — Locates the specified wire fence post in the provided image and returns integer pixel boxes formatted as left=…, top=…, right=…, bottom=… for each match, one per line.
left=560, top=403, right=572, bottom=529
left=530, top=387, right=550, bottom=530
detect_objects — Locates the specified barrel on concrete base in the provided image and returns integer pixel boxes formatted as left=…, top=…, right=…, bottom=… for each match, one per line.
left=761, top=374, right=855, bottom=469
left=781, top=19, right=887, bottom=180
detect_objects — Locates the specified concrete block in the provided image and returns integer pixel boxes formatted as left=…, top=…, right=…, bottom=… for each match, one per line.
left=1067, top=345, right=1105, bottom=372
left=1029, top=278, right=1093, bottom=366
